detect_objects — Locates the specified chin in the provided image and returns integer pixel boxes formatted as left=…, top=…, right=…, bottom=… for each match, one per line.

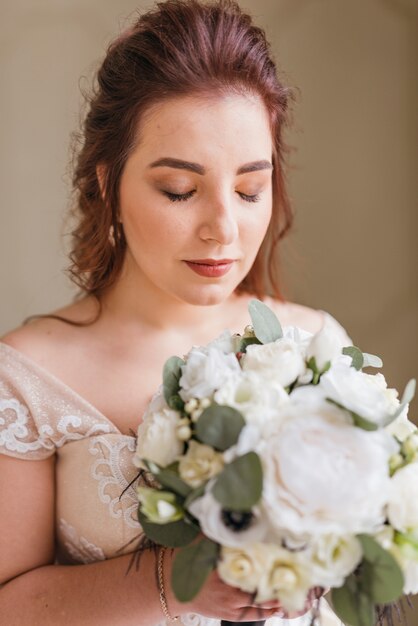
left=177, top=283, right=237, bottom=307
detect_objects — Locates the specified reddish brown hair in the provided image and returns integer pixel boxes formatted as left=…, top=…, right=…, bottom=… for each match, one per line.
left=69, top=0, right=296, bottom=301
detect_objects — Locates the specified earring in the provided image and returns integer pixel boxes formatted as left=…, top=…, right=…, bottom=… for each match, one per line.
left=108, top=224, right=116, bottom=247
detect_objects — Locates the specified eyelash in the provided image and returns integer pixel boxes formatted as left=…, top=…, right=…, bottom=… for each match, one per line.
left=163, top=191, right=261, bottom=203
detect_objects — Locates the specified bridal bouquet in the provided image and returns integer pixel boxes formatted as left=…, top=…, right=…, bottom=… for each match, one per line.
left=133, top=300, right=417, bottom=626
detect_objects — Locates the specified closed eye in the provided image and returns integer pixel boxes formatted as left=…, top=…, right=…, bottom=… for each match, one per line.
left=238, top=192, right=261, bottom=203
left=163, top=190, right=196, bottom=202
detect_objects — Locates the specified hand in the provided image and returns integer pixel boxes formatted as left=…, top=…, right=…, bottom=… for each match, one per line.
left=165, top=550, right=321, bottom=622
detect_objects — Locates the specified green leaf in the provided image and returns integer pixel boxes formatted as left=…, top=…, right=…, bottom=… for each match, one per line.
left=331, top=576, right=374, bottom=626
left=163, top=356, right=185, bottom=404
left=155, top=468, right=192, bottom=498
left=171, top=538, right=219, bottom=602
left=195, top=404, right=245, bottom=451
left=343, top=346, right=364, bottom=371
left=326, top=399, right=378, bottom=431
left=248, top=299, right=283, bottom=344
left=357, top=534, right=404, bottom=603
left=212, top=452, right=263, bottom=511
left=362, top=353, right=383, bottom=369
left=381, top=378, right=416, bottom=428
left=239, top=336, right=262, bottom=352
left=137, top=510, right=199, bottom=547
left=184, top=482, right=206, bottom=511
left=168, top=394, right=185, bottom=412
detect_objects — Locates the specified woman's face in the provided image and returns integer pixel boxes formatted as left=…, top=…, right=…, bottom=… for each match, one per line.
left=118, top=93, right=274, bottom=306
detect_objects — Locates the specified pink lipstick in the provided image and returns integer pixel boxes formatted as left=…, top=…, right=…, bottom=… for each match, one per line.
left=184, top=258, right=235, bottom=278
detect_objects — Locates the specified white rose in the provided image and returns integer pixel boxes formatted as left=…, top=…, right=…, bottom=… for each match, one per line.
left=387, top=463, right=418, bottom=532
left=218, top=544, right=268, bottom=594
left=306, top=319, right=349, bottom=371
left=319, top=362, right=401, bottom=426
left=262, top=403, right=398, bottom=539
left=133, top=394, right=184, bottom=468
left=205, top=330, right=236, bottom=354
left=282, top=326, right=314, bottom=355
left=214, top=370, right=289, bottom=426
left=178, top=440, right=224, bottom=487
left=188, top=489, right=269, bottom=547
left=256, top=545, right=313, bottom=611
left=242, top=339, right=306, bottom=387
left=179, top=346, right=240, bottom=401
left=307, top=534, right=362, bottom=587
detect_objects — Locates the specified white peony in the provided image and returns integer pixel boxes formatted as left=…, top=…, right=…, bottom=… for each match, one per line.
left=178, top=440, right=224, bottom=487
left=188, top=489, right=269, bottom=548
left=214, top=370, right=289, bottom=426
left=179, top=346, right=240, bottom=401
left=319, top=362, right=401, bottom=426
left=242, top=339, right=306, bottom=387
left=307, top=534, right=363, bottom=587
left=261, top=402, right=398, bottom=539
left=133, top=390, right=184, bottom=468
left=387, top=463, right=418, bottom=532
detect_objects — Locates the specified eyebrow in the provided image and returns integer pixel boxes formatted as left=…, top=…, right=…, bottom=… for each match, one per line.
left=147, top=157, right=273, bottom=175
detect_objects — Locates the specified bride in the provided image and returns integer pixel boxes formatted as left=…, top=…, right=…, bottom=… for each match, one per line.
left=0, top=1, right=350, bottom=623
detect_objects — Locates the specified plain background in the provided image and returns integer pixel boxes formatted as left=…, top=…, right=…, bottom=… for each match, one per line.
left=0, top=0, right=417, bottom=619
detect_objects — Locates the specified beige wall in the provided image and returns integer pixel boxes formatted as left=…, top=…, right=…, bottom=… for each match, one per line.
left=1, top=0, right=416, bottom=395
left=0, top=0, right=417, bottom=621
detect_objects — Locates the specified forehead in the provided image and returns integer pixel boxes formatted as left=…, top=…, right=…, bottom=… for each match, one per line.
left=133, top=93, right=273, bottom=163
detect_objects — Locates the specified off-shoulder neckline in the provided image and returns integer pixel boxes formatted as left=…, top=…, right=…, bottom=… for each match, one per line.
left=0, top=310, right=340, bottom=438
left=0, top=341, right=124, bottom=436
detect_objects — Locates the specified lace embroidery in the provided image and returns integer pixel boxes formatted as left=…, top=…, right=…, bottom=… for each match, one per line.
left=0, top=398, right=113, bottom=454
left=54, top=415, right=112, bottom=447
left=0, top=398, right=53, bottom=453
left=59, top=518, right=105, bottom=564
left=89, top=436, right=138, bottom=528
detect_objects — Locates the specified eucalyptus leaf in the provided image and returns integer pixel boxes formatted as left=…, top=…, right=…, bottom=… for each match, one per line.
left=248, top=299, right=283, bottom=344
left=156, top=468, right=192, bottom=498
left=342, top=346, right=364, bottom=371
left=381, top=378, right=417, bottom=428
left=138, top=510, right=199, bottom=547
left=196, top=404, right=245, bottom=451
left=163, top=356, right=185, bottom=404
left=171, top=538, right=219, bottom=602
left=331, top=577, right=374, bottom=626
left=358, top=534, right=404, bottom=603
left=212, top=452, right=263, bottom=511
left=362, top=353, right=383, bottom=369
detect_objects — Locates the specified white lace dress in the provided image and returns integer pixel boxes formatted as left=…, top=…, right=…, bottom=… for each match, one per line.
left=0, top=313, right=349, bottom=625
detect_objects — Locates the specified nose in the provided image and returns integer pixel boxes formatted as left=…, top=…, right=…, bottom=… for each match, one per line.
left=198, top=193, right=239, bottom=245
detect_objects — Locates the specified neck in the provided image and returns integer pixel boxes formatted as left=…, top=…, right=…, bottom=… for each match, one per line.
left=99, top=265, right=243, bottom=337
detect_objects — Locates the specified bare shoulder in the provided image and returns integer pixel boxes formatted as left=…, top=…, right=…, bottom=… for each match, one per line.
left=263, top=297, right=325, bottom=334
left=0, top=297, right=97, bottom=364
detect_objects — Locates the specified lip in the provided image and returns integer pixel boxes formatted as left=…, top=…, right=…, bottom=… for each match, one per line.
left=184, top=258, right=235, bottom=278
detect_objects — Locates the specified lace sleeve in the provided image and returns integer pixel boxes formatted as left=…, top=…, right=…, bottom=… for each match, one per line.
left=0, top=343, right=58, bottom=460
left=0, top=379, right=55, bottom=460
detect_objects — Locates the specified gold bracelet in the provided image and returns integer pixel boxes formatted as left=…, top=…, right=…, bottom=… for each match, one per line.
left=158, top=547, right=180, bottom=623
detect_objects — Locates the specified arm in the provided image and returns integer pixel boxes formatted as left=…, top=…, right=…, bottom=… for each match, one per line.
left=0, top=454, right=293, bottom=625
